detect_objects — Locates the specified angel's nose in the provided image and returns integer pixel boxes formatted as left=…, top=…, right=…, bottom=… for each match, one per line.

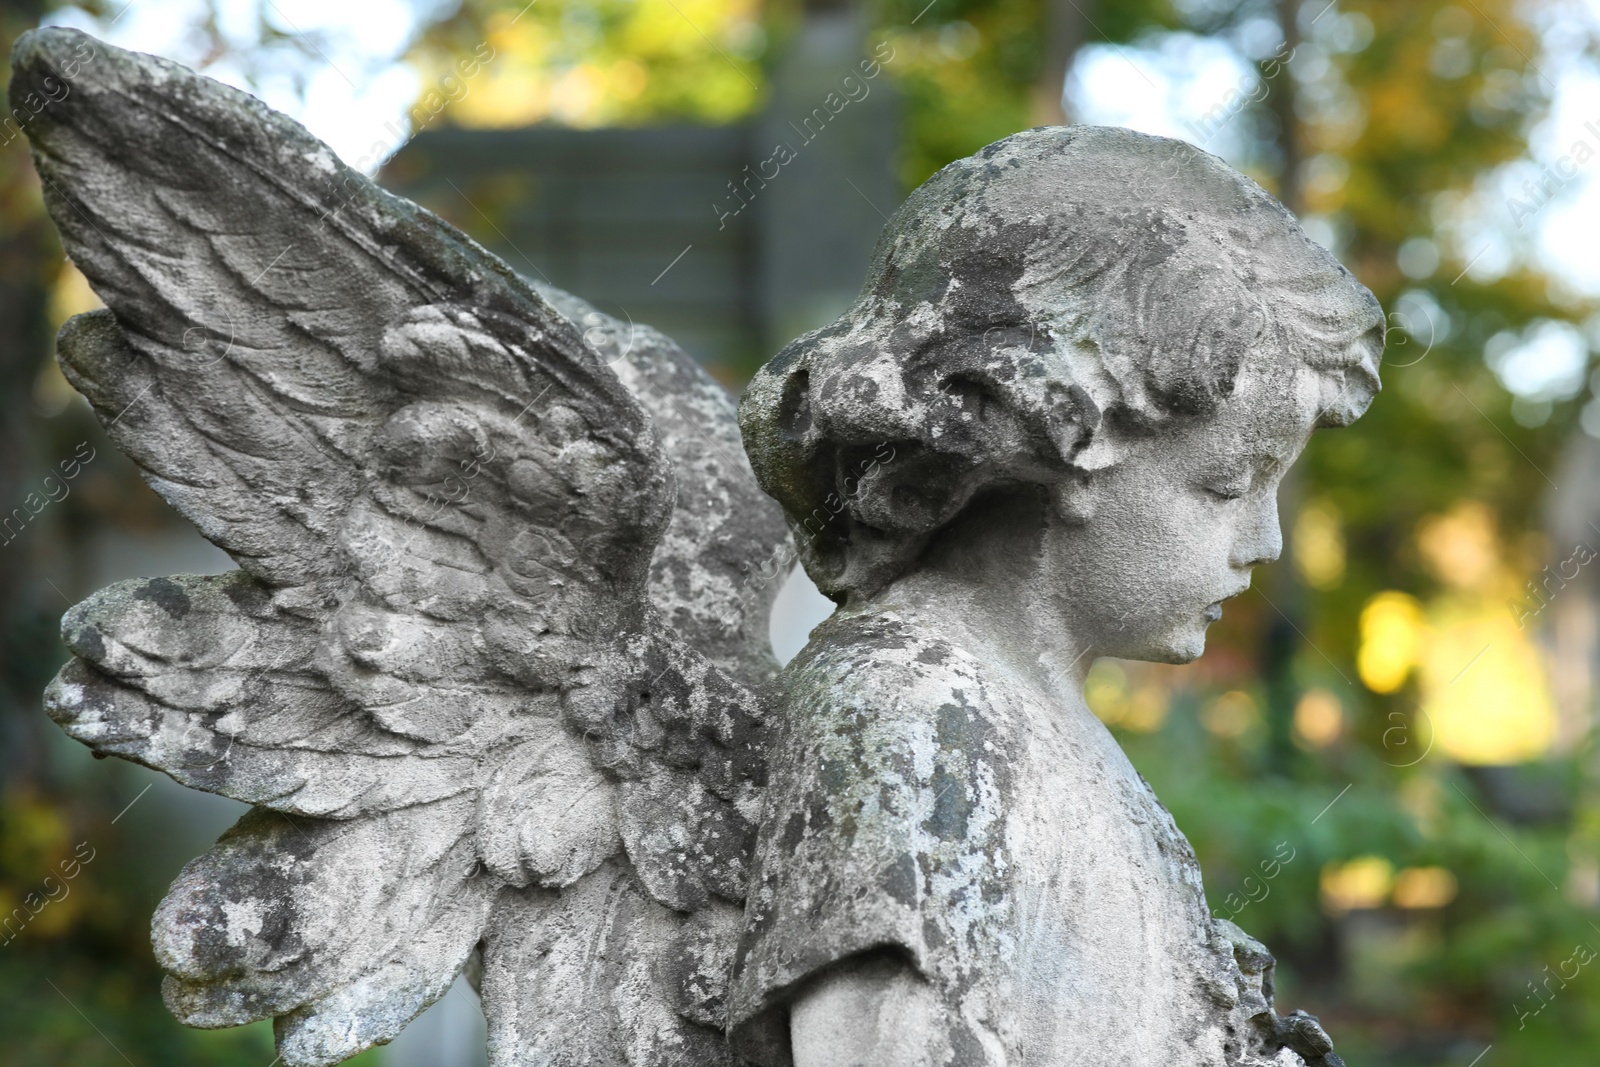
left=1230, top=493, right=1282, bottom=569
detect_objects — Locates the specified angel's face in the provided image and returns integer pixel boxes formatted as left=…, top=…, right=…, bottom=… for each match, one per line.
left=1046, top=361, right=1323, bottom=664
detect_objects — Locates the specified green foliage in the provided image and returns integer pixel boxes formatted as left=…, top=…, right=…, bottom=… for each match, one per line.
left=867, top=0, right=1047, bottom=186
left=412, top=0, right=768, bottom=128
left=0, top=949, right=387, bottom=1066
left=1127, top=705, right=1600, bottom=1064
left=0, top=954, right=275, bottom=1067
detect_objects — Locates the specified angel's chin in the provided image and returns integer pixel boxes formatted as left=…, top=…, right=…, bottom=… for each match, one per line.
left=1132, top=626, right=1207, bottom=665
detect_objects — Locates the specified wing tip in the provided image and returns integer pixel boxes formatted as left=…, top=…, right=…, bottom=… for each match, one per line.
left=10, top=27, right=113, bottom=133
left=56, top=307, right=126, bottom=391
left=10, top=25, right=86, bottom=74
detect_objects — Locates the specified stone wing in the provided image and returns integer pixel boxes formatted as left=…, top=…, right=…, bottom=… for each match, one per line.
left=530, top=283, right=791, bottom=688
left=15, top=28, right=770, bottom=1066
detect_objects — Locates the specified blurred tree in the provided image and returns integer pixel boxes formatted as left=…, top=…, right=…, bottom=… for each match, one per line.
left=1031, top=0, right=1088, bottom=124
left=864, top=0, right=1173, bottom=186
left=0, top=0, right=57, bottom=791
left=407, top=0, right=769, bottom=129
left=408, top=0, right=1166, bottom=185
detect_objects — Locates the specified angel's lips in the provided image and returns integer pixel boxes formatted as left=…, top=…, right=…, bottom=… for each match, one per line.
left=1204, top=584, right=1252, bottom=622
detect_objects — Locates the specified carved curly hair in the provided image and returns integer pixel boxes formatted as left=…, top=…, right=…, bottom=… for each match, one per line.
left=739, top=126, right=1385, bottom=604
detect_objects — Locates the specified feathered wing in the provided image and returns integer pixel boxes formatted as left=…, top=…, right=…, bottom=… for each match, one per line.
left=530, top=283, right=791, bottom=687
left=15, top=28, right=780, bottom=1066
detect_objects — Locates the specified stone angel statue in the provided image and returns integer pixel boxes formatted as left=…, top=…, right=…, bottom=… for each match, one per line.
left=16, top=27, right=1383, bottom=1067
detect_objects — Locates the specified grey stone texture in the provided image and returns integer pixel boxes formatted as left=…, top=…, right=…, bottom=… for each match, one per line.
left=15, top=26, right=1383, bottom=1067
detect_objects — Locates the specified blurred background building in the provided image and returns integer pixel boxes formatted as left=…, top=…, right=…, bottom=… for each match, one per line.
left=6, top=0, right=1600, bottom=1064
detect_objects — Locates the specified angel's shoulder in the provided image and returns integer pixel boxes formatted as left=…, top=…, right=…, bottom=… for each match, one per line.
left=773, top=609, right=1018, bottom=752
left=732, top=608, right=1021, bottom=1044
left=782, top=607, right=986, bottom=695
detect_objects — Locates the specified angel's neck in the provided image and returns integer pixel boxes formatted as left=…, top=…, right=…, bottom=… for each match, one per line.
left=859, top=565, right=1093, bottom=707
left=849, top=488, right=1092, bottom=702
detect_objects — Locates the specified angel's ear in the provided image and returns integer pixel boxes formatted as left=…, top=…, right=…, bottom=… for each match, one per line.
left=847, top=443, right=979, bottom=537
left=1050, top=432, right=1125, bottom=524
left=1050, top=471, right=1096, bottom=524
left=1072, top=432, right=1122, bottom=473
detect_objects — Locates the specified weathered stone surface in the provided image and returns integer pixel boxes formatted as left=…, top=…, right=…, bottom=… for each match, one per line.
left=19, top=27, right=1381, bottom=1067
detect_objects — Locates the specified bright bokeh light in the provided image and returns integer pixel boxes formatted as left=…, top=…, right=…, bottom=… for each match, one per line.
left=1527, top=24, right=1600, bottom=294
left=1294, top=500, right=1347, bottom=590
left=1199, top=690, right=1261, bottom=740
left=1415, top=501, right=1499, bottom=589
left=1485, top=319, right=1590, bottom=402
left=1392, top=866, right=1458, bottom=909
left=1066, top=32, right=1263, bottom=168
left=1359, top=503, right=1558, bottom=765
left=1085, top=661, right=1170, bottom=733
left=1358, top=592, right=1426, bottom=694
left=441, top=0, right=764, bottom=129
left=1419, top=601, right=1556, bottom=765
left=1321, top=855, right=1395, bottom=915
left=1064, top=2, right=1600, bottom=313
left=1293, top=688, right=1344, bottom=748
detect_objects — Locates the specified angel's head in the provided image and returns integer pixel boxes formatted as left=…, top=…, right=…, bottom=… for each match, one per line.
left=741, top=126, right=1384, bottom=664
